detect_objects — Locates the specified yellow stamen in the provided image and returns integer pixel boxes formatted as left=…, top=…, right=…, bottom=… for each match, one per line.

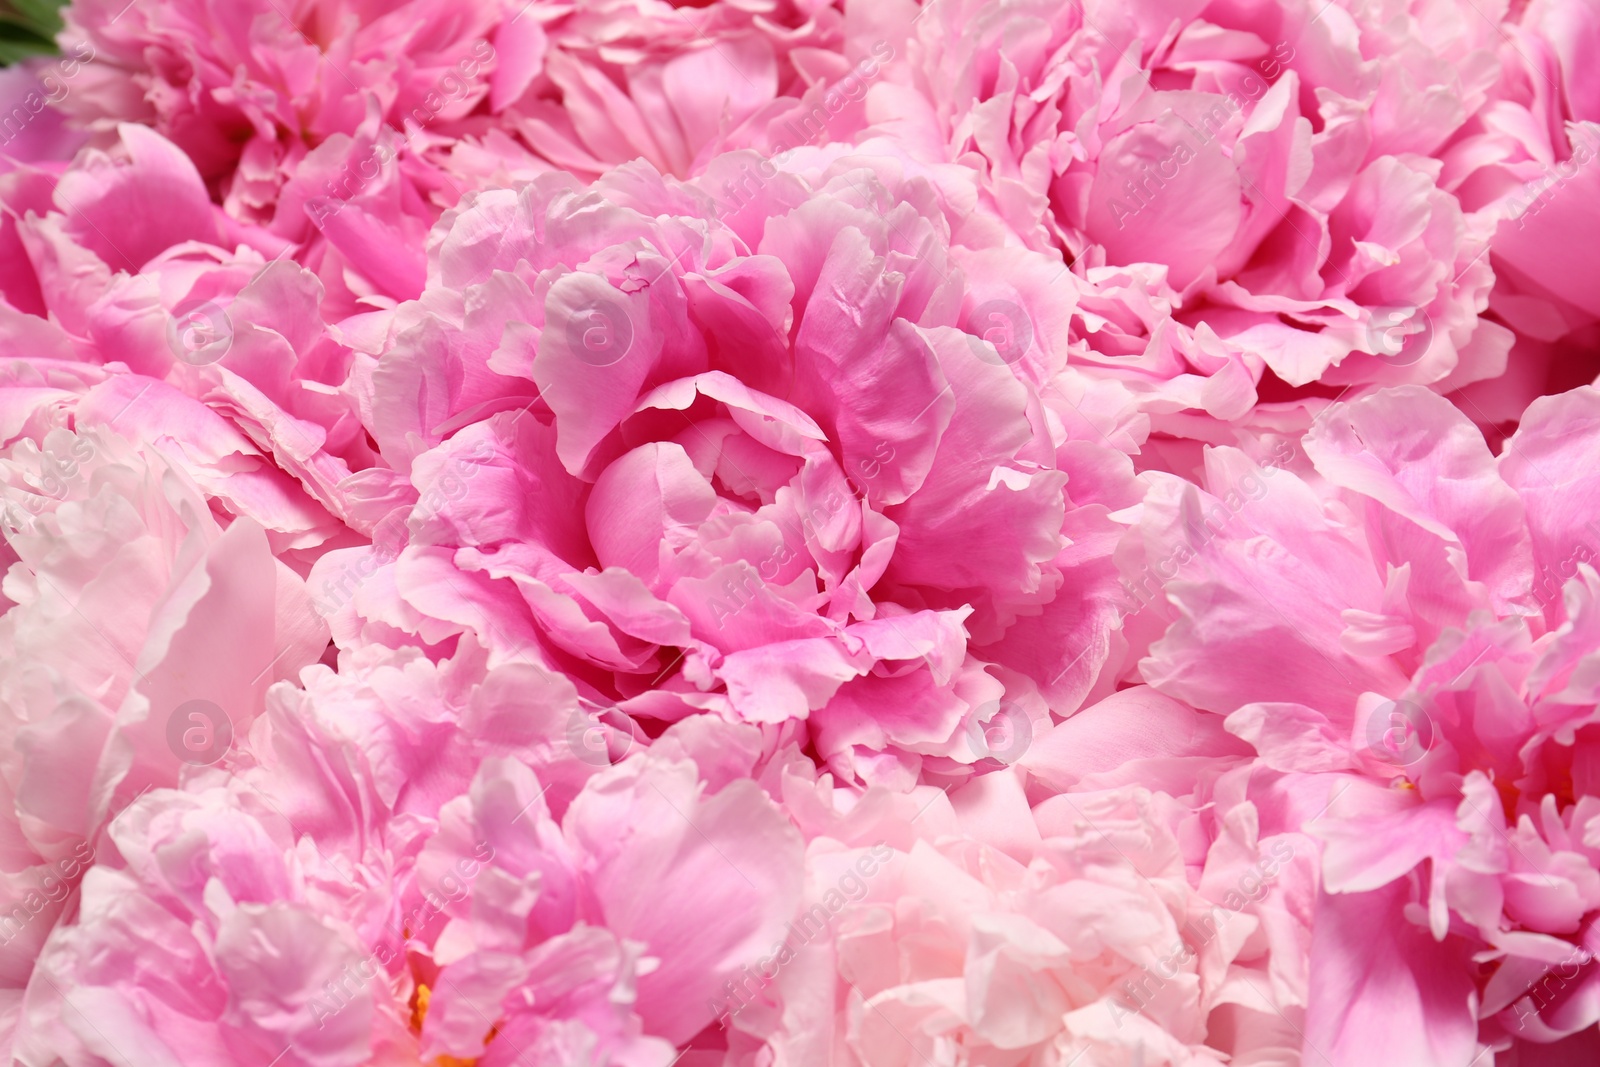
left=408, top=981, right=497, bottom=1067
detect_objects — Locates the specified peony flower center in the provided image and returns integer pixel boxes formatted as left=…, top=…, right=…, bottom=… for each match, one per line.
left=408, top=982, right=495, bottom=1067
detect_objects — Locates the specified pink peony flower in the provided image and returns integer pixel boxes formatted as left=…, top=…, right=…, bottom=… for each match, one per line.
left=1122, top=383, right=1600, bottom=1060
left=1455, top=0, right=1600, bottom=419
left=44, top=0, right=867, bottom=307
left=0, top=122, right=425, bottom=552
left=0, top=55, right=91, bottom=168
left=487, top=0, right=851, bottom=179
left=0, top=418, right=325, bottom=1044
left=18, top=645, right=801, bottom=1066
left=710, top=748, right=1313, bottom=1067
left=309, top=149, right=1144, bottom=790
left=54, top=0, right=504, bottom=225
left=856, top=0, right=1516, bottom=427
left=9, top=0, right=1600, bottom=1063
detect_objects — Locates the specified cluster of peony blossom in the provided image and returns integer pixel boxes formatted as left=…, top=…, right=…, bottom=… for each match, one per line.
left=0, top=0, right=1598, bottom=1063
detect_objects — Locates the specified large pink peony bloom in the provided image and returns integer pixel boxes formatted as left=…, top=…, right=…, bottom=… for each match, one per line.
left=1451, top=0, right=1600, bottom=422
left=1120, top=383, right=1600, bottom=1061
left=309, top=148, right=1143, bottom=789
left=0, top=56, right=91, bottom=168
left=54, top=0, right=504, bottom=225
left=17, top=640, right=802, bottom=1066
left=487, top=0, right=852, bottom=179
left=0, top=417, right=325, bottom=1051
left=851, top=0, right=1516, bottom=427
left=0, top=121, right=418, bottom=551
left=43, top=0, right=868, bottom=309
left=9, top=0, right=1600, bottom=1062
left=696, top=725, right=1312, bottom=1067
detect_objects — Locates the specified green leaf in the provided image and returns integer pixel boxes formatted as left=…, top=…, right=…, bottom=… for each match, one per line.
left=1, top=0, right=65, bottom=35
left=0, top=0, right=64, bottom=64
left=0, top=21, right=53, bottom=64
